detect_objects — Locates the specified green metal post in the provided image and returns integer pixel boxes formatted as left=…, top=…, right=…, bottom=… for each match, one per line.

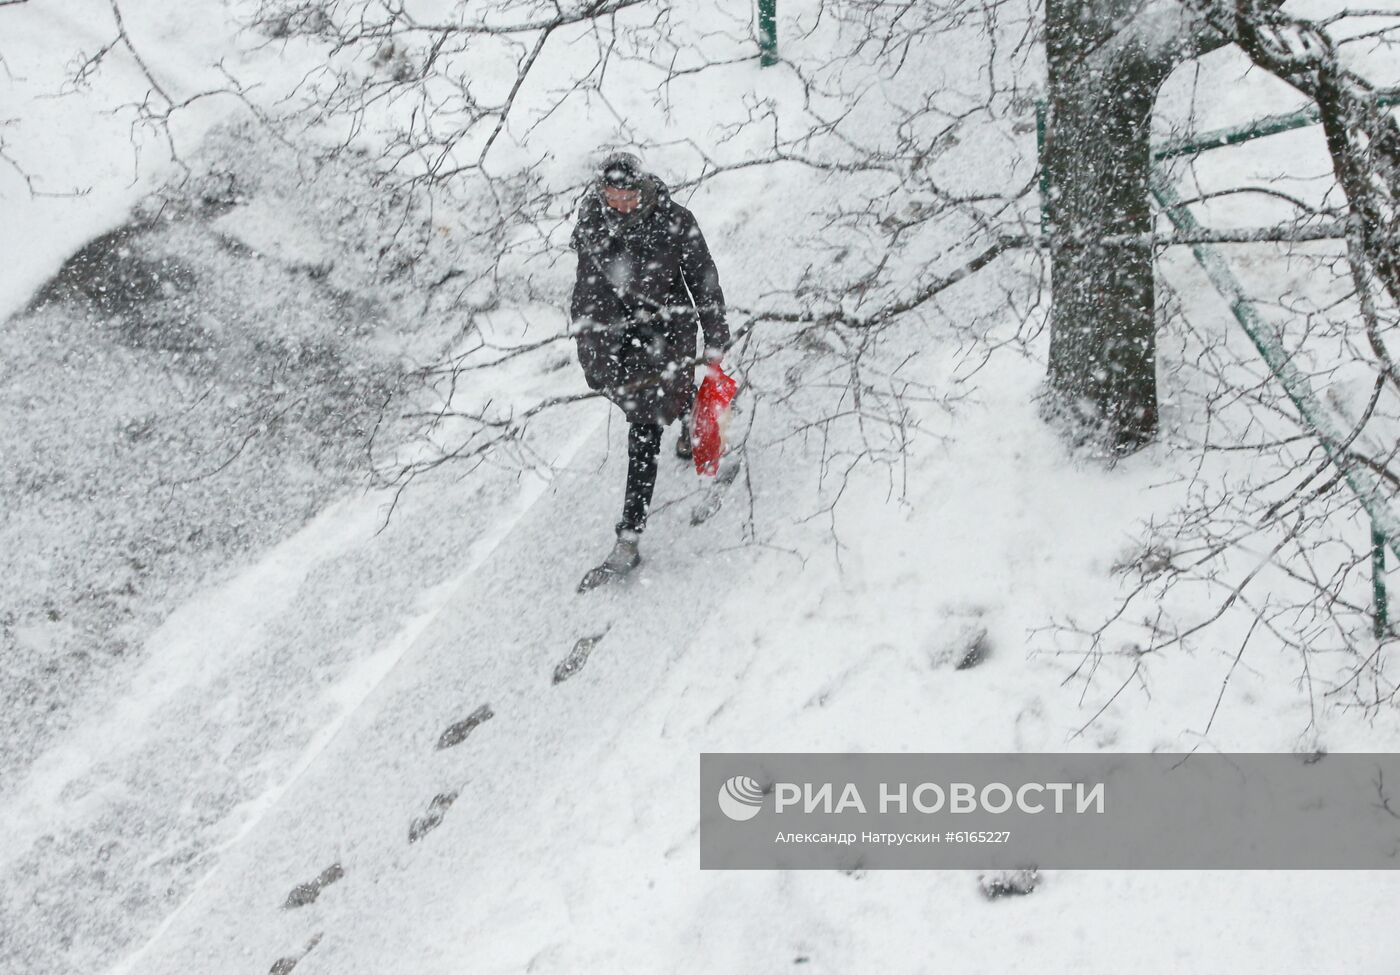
left=1375, top=524, right=1390, bottom=638
left=1151, top=175, right=1400, bottom=570
left=758, top=0, right=777, bottom=67
left=1155, top=92, right=1400, bottom=161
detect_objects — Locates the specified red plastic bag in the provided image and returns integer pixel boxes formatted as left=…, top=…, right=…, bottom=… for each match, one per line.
left=692, top=365, right=738, bottom=476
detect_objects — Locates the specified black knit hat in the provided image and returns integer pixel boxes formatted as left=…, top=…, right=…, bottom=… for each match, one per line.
left=600, top=151, right=644, bottom=189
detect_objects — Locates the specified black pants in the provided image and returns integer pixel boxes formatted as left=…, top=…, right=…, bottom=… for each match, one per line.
left=619, top=422, right=663, bottom=535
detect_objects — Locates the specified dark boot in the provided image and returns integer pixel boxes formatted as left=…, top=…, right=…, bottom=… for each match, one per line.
left=675, top=413, right=693, bottom=460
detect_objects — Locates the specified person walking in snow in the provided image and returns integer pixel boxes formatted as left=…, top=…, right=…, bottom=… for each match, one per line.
left=569, top=151, right=729, bottom=591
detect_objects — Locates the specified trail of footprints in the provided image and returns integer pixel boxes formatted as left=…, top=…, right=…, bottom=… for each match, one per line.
left=267, top=630, right=607, bottom=969
left=269, top=608, right=994, bottom=968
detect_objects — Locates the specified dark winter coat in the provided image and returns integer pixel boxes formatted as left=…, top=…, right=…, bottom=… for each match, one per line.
left=569, top=176, right=728, bottom=426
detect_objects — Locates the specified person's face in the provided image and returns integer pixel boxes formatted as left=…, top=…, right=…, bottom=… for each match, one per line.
left=602, top=184, right=641, bottom=213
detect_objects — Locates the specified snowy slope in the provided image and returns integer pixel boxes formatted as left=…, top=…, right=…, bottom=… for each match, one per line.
left=5, top=0, right=1400, bottom=973
left=97, top=350, right=1400, bottom=974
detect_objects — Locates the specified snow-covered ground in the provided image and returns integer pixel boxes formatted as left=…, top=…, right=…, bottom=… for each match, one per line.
left=4, top=1, right=1400, bottom=973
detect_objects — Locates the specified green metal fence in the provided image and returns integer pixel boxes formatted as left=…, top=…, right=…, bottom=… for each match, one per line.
left=1152, top=176, right=1397, bottom=637
left=1155, top=93, right=1400, bottom=161
left=1035, top=97, right=1397, bottom=637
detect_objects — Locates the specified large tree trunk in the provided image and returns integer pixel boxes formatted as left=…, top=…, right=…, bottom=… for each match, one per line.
left=1042, top=0, right=1216, bottom=453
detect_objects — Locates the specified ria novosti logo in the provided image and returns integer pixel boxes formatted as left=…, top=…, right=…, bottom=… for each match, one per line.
left=717, top=775, right=766, bottom=821
left=715, top=773, right=1106, bottom=822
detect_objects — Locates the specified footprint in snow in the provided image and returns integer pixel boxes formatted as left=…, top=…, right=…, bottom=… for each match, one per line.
left=408, top=792, right=458, bottom=844
left=282, top=863, right=344, bottom=909
left=553, top=631, right=607, bottom=685
left=269, top=932, right=322, bottom=974
left=437, top=703, right=494, bottom=750
left=979, top=867, right=1039, bottom=899
left=926, top=620, right=991, bottom=671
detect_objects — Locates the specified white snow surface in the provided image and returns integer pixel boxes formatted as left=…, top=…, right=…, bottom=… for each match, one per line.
left=4, top=1, right=1400, bottom=973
